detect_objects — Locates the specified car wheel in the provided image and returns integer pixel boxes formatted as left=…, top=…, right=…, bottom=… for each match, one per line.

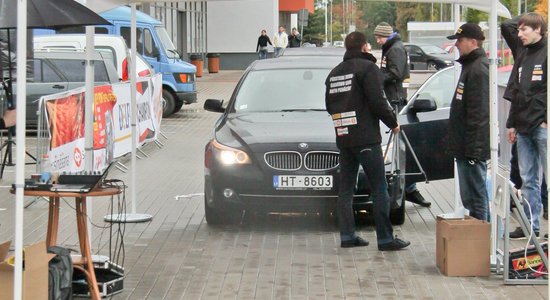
left=173, top=100, right=184, bottom=113
left=427, top=61, right=438, bottom=71
left=162, top=89, right=176, bottom=118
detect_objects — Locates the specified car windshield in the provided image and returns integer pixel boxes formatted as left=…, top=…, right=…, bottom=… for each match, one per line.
left=155, top=26, right=179, bottom=59
left=420, top=45, right=447, bottom=54
left=233, top=69, right=330, bottom=112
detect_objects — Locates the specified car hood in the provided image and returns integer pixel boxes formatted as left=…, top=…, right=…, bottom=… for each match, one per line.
left=214, top=111, right=391, bottom=153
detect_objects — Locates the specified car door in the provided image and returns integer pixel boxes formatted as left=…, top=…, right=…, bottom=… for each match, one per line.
left=405, top=45, right=426, bottom=70
left=399, top=67, right=457, bottom=183
left=26, top=58, right=69, bottom=127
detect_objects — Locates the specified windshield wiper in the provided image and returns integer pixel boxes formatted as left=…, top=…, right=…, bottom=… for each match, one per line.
left=280, top=108, right=326, bottom=112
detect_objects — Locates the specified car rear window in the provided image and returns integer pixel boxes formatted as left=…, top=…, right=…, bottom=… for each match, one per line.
left=28, top=59, right=63, bottom=83
left=48, top=58, right=111, bottom=82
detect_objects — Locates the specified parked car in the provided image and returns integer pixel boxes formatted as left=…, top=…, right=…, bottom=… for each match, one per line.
left=35, top=6, right=197, bottom=117
left=203, top=56, right=455, bottom=225
left=404, top=43, right=454, bottom=70
left=333, top=41, right=344, bottom=47
left=10, top=50, right=119, bottom=128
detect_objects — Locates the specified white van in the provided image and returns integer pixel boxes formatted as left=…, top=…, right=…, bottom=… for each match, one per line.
left=33, top=34, right=154, bottom=82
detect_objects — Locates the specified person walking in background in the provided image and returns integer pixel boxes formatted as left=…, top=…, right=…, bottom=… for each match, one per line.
left=288, top=27, right=301, bottom=48
left=374, top=22, right=431, bottom=208
left=272, top=26, right=288, bottom=57
left=256, top=29, right=272, bottom=60
left=325, top=31, right=410, bottom=251
left=502, top=13, right=548, bottom=239
left=446, top=23, right=490, bottom=221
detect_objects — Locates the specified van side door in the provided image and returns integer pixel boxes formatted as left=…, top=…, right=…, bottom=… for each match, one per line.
left=120, top=26, right=162, bottom=73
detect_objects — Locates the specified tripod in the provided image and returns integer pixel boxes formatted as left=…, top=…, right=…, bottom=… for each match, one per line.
left=383, top=100, right=429, bottom=184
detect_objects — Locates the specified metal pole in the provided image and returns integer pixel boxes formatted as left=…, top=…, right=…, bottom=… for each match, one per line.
left=324, top=0, right=328, bottom=43
left=452, top=4, right=463, bottom=218
left=489, top=0, right=499, bottom=265
left=14, top=1, right=27, bottom=298
left=330, top=0, right=333, bottom=44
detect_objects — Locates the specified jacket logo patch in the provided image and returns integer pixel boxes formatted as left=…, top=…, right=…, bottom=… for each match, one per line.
left=532, top=65, right=543, bottom=81
left=336, top=127, right=349, bottom=136
left=381, top=57, right=387, bottom=68
left=329, top=73, right=353, bottom=94
left=333, top=117, right=357, bottom=127
left=518, top=67, right=522, bottom=83
left=455, top=82, right=464, bottom=100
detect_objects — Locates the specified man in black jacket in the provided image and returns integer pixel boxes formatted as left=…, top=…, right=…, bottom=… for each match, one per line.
left=446, top=23, right=490, bottom=221
left=374, top=22, right=431, bottom=208
left=325, top=31, right=410, bottom=251
left=502, top=13, right=547, bottom=239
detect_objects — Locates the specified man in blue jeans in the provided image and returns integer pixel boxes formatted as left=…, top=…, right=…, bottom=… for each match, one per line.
left=446, top=23, right=490, bottom=221
left=325, top=31, right=410, bottom=251
left=502, top=13, right=548, bottom=239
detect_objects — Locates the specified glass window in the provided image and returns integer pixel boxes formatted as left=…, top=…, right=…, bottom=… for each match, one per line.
left=30, top=59, right=62, bottom=83
left=156, top=26, right=178, bottom=59
left=143, top=29, right=155, bottom=57
left=233, top=69, right=330, bottom=112
left=48, top=59, right=110, bottom=82
left=408, top=67, right=457, bottom=110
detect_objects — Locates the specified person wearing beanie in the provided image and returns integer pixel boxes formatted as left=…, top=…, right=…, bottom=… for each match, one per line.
left=446, top=22, right=490, bottom=221
left=374, top=22, right=431, bottom=208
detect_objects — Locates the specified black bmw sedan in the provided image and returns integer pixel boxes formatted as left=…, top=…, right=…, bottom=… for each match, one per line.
left=204, top=56, right=454, bottom=225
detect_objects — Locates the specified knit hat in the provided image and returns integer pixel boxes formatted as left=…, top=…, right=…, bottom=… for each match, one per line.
left=374, top=22, right=393, bottom=37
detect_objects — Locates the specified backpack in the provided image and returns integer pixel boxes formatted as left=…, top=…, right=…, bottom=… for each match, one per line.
left=48, top=246, right=73, bottom=300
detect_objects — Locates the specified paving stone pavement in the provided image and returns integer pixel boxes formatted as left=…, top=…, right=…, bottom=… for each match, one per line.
left=0, top=70, right=547, bottom=299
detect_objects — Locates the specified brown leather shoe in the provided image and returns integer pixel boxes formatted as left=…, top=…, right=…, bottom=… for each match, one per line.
left=406, top=190, right=431, bottom=207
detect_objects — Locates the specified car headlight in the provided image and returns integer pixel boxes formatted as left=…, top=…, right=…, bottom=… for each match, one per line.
left=212, top=140, right=251, bottom=165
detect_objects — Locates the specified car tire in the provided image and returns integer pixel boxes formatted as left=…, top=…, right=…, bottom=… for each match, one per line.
left=427, top=61, right=438, bottom=71
left=162, top=89, right=176, bottom=118
left=173, top=100, right=184, bottom=113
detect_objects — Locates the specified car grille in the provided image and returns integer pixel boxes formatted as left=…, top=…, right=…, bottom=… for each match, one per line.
left=264, top=151, right=339, bottom=171
left=304, top=151, right=339, bottom=170
left=264, top=151, right=302, bottom=170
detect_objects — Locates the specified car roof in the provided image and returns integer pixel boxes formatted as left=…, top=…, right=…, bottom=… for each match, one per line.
left=282, top=47, right=345, bottom=57
left=249, top=56, right=343, bottom=71
left=33, top=49, right=105, bottom=60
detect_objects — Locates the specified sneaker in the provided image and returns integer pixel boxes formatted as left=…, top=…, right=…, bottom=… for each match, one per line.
left=341, top=236, right=369, bottom=248
left=378, top=237, right=411, bottom=251
left=406, top=190, right=431, bottom=207
left=509, top=227, right=539, bottom=240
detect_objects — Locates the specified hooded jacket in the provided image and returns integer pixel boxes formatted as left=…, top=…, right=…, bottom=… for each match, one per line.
left=325, top=49, right=397, bottom=149
left=380, top=33, right=410, bottom=102
left=502, top=17, right=548, bottom=134
left=448, top=47, right=490, bottom=160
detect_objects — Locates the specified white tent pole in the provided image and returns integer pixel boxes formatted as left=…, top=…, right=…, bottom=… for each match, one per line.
left=14, top=0, right=27, bottom=298
left=130, top=3, right=137, bottom=214
left=452, top=4, right=464, bottom=218
left=489, top=0, right=499, bottom=263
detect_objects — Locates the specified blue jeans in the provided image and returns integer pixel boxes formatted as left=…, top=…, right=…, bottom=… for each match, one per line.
left=274, top=47, right=284, bottom=57
left=517, top=126, right=548, bottom=231
left=338, top=144, right=394, bottom=245
left=456, top=159, right=489, bottom=221
left=258, top=50, right=268, bottom=60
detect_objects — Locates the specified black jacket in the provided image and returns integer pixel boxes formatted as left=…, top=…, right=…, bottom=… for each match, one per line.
left=502, top=17, right=548, bottom=133
left=380, top=34, right=410, bottom=102
left=256, top=35, right=272, bottom=52
left=325, top=49, right=397, bottom=148
left=448, top=48, right=490, bottom=160
left=288, top=34, right=301, bottom=48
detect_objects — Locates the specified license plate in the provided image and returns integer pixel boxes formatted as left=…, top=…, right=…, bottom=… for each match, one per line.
left=273, top=175, right=333, bottom=190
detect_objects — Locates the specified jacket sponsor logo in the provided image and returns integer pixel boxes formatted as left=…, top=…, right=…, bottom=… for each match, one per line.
left=519, top=67, right=522, bottom=83
left=336, top=127, right=349, bottom=136
left=381, top=57, right=387, bottom=68
left=332, top=111, right=357, bottom=128
left=532, top=64, right=543, bottom=81
left=329, top=73, right=354, bottom=94
left=455, top=82, right=464, bottom=100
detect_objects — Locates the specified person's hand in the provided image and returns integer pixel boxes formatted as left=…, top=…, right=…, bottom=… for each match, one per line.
left=507, top=128, right=517, bottom=143
left=366, top=42, right=372, bottom=53
left=392, top=125, right=400, bottom=134
left=3, top=109, right=16, bottom=128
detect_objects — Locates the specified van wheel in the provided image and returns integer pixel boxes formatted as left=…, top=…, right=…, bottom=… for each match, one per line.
left=162, top=89, right=176, bottom=117
left=174, top=100, right=184, bottom=113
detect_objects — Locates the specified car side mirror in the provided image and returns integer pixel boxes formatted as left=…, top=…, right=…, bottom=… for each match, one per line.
left=204, top=99, right=225, bottom=113
left=410, top=96, right=437, bottom=113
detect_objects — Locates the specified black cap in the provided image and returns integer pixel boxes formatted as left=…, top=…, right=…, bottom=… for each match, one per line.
left=447, top=23, right=485, bottom=40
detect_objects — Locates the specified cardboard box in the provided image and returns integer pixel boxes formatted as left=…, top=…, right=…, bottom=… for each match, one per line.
left=436, top=216, right=491, bottom=276
left=0, top=240, right=55, bottom=300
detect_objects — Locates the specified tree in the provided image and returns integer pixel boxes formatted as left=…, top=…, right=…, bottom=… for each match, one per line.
left=302, top=4, right=327, bottom=46
left=535, top=0, right=548, bottom=19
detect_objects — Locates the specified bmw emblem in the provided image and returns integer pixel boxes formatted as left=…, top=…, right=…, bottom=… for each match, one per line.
left=298, top=143, right=309, bottom=150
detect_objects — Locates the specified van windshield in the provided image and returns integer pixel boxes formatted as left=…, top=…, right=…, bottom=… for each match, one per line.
left=156, top=26, right=179, bottom=59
